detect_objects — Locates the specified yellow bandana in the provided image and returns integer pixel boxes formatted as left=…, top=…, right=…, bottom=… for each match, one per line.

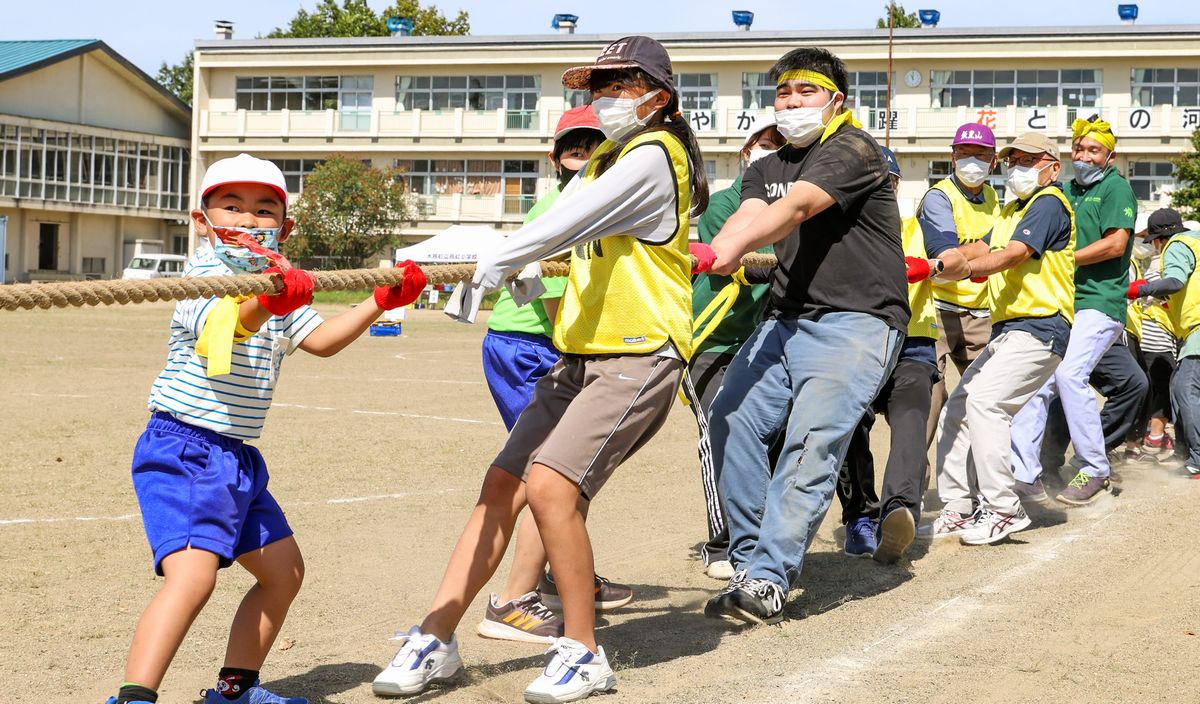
left=777, top=69, right=839, bottom=93
left=820, top=108, right=863, bottom=144
left=1071, top=117, right=1116, bottom=151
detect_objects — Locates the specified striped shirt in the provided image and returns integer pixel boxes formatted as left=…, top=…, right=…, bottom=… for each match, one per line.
left=1140, top=255, right=1180, bottom=355
left=147, top=246, right=323, bottom=440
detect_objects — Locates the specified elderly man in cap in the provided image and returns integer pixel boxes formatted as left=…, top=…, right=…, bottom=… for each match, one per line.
left=1129, top=208, right=1200, bottom=475
left=1008, top=115, right=1137, bottom=505
left=933, top=132, right=1076, bottom=545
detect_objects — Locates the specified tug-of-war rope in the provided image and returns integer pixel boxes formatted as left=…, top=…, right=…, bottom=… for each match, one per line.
left=0, top=253, right=778, bottom=312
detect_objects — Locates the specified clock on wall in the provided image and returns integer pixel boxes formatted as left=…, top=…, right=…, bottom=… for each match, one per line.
left=904, top=70, right=922, bottom=88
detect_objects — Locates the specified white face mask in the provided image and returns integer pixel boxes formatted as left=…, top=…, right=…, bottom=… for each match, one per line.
left=591, top=89, right=661, bottom=141
left=954, top=157, right=990, bottom=188
left=774, top=95, right=836, bottom=148
left=746, top=148, right=774, bottom=165
left=1006, top=163, right=1050, bottom=200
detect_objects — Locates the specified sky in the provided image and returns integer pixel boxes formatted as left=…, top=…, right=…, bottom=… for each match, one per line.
left=2, top=0, right=1198, bottom=78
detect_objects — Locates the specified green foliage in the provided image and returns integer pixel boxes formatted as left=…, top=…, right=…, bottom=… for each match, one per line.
left=268, top=0, right=470, bottom=38
left=156, top=52, right=193, bottom=104
left=287, top=156, right=408, bottom=269
left=1171, top=129, right=1200, bottom=219
left=876, top=2, right=921, bottom=29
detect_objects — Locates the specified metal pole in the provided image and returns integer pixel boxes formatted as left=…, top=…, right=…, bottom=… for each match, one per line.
left=886, top=0, right=894, bottom=148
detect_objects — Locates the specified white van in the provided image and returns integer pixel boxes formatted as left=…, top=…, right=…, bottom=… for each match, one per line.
left=122, top=253, right=188, bottom=279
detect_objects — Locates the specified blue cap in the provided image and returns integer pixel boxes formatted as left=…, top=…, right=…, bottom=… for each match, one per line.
left=881, top=147, right=901, bottom=178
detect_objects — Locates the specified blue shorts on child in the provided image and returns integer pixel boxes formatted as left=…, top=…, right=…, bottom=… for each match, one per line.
left=481, top=330, right=560, bottom=431
left=132, top=412, right=293, bottom=575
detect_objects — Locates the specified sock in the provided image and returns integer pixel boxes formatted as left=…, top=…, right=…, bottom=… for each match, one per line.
left=1149, top=433, right=1164, bottom=441
left=216, top=668, right=259, bottom=701
left=116, top=683, right=158, bottom=704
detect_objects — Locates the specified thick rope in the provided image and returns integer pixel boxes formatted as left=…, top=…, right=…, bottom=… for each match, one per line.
left=0, top=253, right=777, bottom=312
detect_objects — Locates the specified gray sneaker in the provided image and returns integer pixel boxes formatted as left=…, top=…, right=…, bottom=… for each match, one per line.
left=1013, top=478, right=1048, bottom=503
left=1055, top=471, right=1111, bottom=506
left=475, top=592, right=563, bottom=644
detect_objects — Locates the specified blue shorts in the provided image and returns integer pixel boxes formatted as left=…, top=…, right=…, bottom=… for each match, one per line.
left=132, top=412, right=293, bottom=575
left=481, top=330, right=560, bottom=431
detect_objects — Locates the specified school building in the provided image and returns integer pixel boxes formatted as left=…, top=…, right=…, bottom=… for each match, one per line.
left=0, top=40, right=191, bottom=283
left=190, top=20, right=1200, bottom=242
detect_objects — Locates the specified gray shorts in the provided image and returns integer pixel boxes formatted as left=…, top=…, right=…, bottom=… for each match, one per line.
left=493, top=352, right=683, bottom=499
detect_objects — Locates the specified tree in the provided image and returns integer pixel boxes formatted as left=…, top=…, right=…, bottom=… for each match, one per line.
left=156, top=52, right=193, bottom=104
left=268, top=0, right=470, bottom=38
left=286, top=156, right=409, bottom=269
left=381, top=0, right=470, bottom=36
left=1171, top=128, right=1200, bottom=218
left=876, top=2, right=921, bottom=29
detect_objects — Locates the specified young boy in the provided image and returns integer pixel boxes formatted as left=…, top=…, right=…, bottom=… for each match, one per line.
left=105, top=154, right=425, bottom=704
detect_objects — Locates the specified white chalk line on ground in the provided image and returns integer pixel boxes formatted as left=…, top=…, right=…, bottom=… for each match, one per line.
left=274, top=401, right=500, bottom=426
left=292, top=374, right=482, bottom=385
left=765, top=510, right=1118, bottom=702
left=0, top=488, right=470, bottom=528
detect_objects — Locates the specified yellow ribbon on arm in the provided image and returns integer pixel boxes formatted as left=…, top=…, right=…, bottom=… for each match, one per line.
left=1071, top=116, right=1116, bottom=150
left=195, top=295, right=256, bottom=378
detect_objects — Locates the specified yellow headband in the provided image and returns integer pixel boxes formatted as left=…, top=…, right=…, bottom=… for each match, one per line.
left=1071, top=117, right=1116, bottom=151
left=777, top=69, right=839, bottom=93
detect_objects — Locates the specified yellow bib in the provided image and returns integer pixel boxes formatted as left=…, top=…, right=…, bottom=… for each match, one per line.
left=1125, top=259, right=1144, bottom=340
left=928, top=179, right=1000, bottom=310
left=987, top=187, right=1077, bottom=325
left=902, top=217, right=938, bottom=340
left=552, top=131, right=694, bottom=359
left=1164, top=234, right=1200, bottom=340
left=1124, top=258, right=1174, bottom=340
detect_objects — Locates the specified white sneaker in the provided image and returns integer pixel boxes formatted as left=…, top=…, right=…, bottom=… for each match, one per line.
left=959, top=507, right=1031, bottom=546
left=523, top=637, right=616, bottom=703
left=925, top=507, right=980, bottom=539
left=372, top=626, right=463, bottom=696
left=705, top=559, right=735, bottom=580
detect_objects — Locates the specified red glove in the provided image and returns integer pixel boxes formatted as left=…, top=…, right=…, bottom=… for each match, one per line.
left=905, top=256, right=931, bottom=284
left=258, top=266, right=315, bottom=316
left=970, top=275, right=988, bottom=283
left=689, top=243, right=716, bottom=274
left=1127, top=278, right=1148, bottom=300
left=374, top=260, right=427, bottom=310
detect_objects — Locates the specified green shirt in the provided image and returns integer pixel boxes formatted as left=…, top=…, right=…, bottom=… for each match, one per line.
left=1067, top=167, right=1137, bottom=323
left=487, top=187, right=567, bottom=336
left=691, top=176, right=774, bottom=355
left=1162, top=231, right=1200, bottom=358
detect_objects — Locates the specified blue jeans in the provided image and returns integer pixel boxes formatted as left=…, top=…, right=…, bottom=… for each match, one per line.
left=1170, top=355, right=1200, bottom=468
left=709, top=313, right=900, bottom=591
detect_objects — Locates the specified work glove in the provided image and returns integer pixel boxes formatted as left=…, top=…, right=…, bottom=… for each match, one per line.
left=375, top=260, right=428, bottom=310
left=905, top=256, right=932, bottom=283
left=1127, top=278, right=1148, bottom=300
left=689, top=243, right=717, bottom=274
left=258, top=266, right=315, bottom=316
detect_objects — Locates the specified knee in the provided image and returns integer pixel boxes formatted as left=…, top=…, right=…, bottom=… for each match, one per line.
left=525, top=466, right=579, bottom=519
left=478, top=465, right=524, bottom=506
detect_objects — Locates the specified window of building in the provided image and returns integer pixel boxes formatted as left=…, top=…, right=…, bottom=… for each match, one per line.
left=82, top=257, right=105, bottom=275
left=930, top=69, right=1102, bottom=109
left=234, top=76, right=340, bottom=111
left=394, top=158, right=539, bottom=215
left=564, top=89, right=591, bottom=108
left=1128, top=161, right=1176, bottom=201
left=742, top=72, right=774, bottom=109
left=849, top=71, right=891, bottom=110
left=675, top=74, right=718, bottom=111
left=928, top=160, right=1007, bottom=199
left=1132, top=68, right=1200, bottom=107
left=270, top=159, right=324, bottom=193
left=339, top=76, right=374, bottom=130
left=395, top=75, right=541, bottom=113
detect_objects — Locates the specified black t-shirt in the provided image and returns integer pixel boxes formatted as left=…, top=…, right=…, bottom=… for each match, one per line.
left=741, top=127, right=909, bottom=333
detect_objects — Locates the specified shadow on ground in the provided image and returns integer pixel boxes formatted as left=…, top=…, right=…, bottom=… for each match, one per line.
left=191, top=663, right=381, bottom=704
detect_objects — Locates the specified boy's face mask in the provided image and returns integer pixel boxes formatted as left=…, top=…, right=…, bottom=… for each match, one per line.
left=202, top=213, right=283, bottom=273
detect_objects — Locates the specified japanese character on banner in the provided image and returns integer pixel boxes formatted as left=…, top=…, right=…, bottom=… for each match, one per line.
left=734, top=110, right=755, bottom=132
left=1128, top=108, right=1152, bottom=131
left=1025, top=107, right=1048, bottom=130
left=1182, top=108, right=1200, bottom=131
left=874, top=109, right=900, bottom=131
left=688, top=110, right=714, bottom=132
left=974, top=109, right=998, bottom=130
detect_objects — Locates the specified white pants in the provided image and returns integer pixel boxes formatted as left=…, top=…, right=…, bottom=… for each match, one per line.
left=937, top=330, right=1060, bottom=514
left=1010, top=308, right=1124, bottom=481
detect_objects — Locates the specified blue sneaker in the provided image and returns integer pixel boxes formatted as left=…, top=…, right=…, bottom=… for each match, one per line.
left=202, top=681, right=307, bottom=704
left=843, top=516, right=878, bottom=557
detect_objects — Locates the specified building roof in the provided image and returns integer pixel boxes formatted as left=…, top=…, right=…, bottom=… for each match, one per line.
left=194, top=23, right=1200, bottom=52
left=0, top=39, right=189, bottom=115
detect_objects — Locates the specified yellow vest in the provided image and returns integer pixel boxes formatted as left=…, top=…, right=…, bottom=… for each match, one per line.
left=928, top=179, right=1000, bottom=310
left=902, top=217, right=938, bottom=340
left=1124, top=259, right=1175, bottom=340
left=987, top=186, right=1077, bottom=325
left=1164, top=233, right=1200, bottom=341
left=1125, top=259, right=1144, bottom=340
left=553, top=131, right=694, bottom=359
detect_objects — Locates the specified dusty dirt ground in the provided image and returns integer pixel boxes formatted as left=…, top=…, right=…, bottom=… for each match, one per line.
left=1, top=303, right=1198, bottom=704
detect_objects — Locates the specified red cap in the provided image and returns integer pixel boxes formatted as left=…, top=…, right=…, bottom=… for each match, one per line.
left=554, top=105, right=602, bottom=141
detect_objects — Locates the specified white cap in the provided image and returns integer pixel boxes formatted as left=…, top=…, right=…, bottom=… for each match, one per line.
left=200, top=153, right=288, bottom=204
left=741, top=115, right=778, bottom=151
left=1134, top=211, right=1151, bottom=236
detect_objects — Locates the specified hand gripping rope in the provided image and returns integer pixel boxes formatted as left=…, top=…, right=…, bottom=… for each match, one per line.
left=0, top=253, right=778, bottom=312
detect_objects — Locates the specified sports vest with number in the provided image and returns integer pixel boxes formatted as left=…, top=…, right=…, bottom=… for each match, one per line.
left=902, top=217, right=938, bottom=340
left=552, top=131, right=694, bottom=359
left=928, top=178, right=1000, bottom=310
left=1164, top=234, right=1200, bottom=340
left=987, top=186, right=1077, bottom=325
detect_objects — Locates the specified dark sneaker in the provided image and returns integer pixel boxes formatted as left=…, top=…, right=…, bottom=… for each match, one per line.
left=539, top=572, right=633, bottom=612
left=1014, top=478, right=1048, bottom=503
left=703, top=571, right=784, bottom=625
left=1055, top=471, right=1111, bottom=506
left=843, top=516, right=878, bottom=557
left=1186, top=465, right=1200, bottom=477
left=959, top=507, right=1032, bottom=545
left=476, top=591, right=563, bottom=644
left=1122, top=447, right=1160, bottom=465
left=873, top=506, right=915, bottom=565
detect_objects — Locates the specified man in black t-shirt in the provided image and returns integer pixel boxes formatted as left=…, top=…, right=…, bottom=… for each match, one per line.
left=703, top=48, right=908, bottom=626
